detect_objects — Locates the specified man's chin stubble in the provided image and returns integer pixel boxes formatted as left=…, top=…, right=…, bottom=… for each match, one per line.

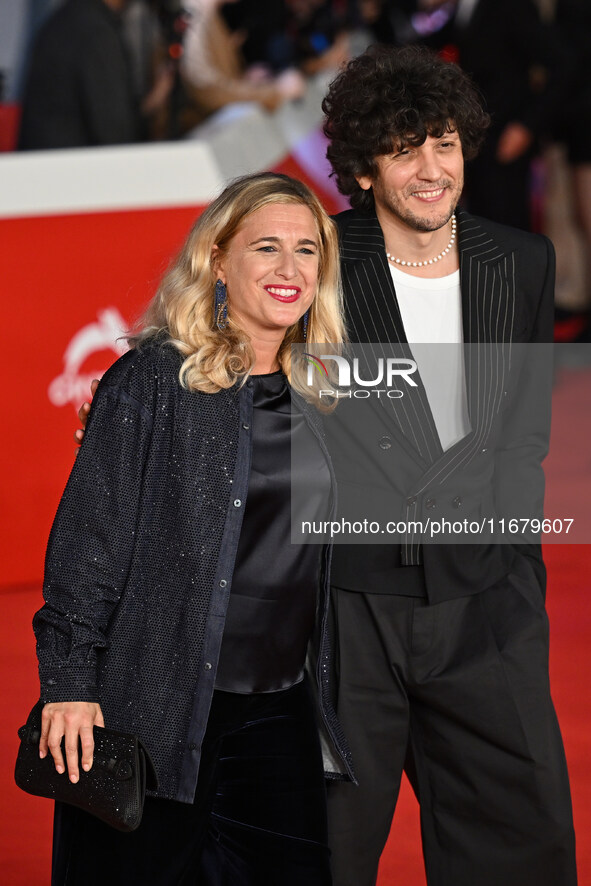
left=393, top=204, right=456, bottom=232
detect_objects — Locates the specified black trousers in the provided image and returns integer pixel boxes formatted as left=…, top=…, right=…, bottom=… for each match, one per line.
left=52, top=680, right=331, bottom=885
left=327, top=563, right=577, bottom=886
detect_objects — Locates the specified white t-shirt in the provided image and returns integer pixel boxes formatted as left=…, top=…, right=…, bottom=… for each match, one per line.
left=388, top=264, right=471, bottom=451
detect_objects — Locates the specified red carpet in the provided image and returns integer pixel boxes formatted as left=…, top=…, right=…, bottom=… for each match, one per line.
left=1, top=366, right=590, bottom=884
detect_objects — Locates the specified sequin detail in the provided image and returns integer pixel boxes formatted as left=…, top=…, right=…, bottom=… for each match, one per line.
left=34, top=341, right=353, bottom=802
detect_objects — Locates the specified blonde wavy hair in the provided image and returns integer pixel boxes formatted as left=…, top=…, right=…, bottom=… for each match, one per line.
left=131, top=172, right=345, bottom=406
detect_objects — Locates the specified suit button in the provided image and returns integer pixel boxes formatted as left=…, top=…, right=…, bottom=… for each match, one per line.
left=188, top=743, right=198, bottom=751
left=425, top=498, right=437, bottom=510
left=452, top=496, right=462, bottom=509
left=406, top=496, right=417, bottom=507
left=379, top=436, right=392, bottom=450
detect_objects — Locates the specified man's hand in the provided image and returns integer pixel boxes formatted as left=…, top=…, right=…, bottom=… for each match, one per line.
left=40, top=701, right=105, bottom=783
left=74, top=378, right=99, bottom=445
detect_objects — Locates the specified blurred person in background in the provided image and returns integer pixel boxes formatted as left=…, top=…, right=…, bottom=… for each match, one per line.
left=354, top=0, right=419, bottom=46
left=267, top=0, right=351, bottom=77
left=179, top=0, right=306, bottom=126
left=122, top=0, right=176, bottom=139
left=219, top=0, right=351, bottom=78
left=18, top=0, right=174, bottom=150
left=10, top=0, right=63, bottom=103
left=549, top=0, right=591, bottom=341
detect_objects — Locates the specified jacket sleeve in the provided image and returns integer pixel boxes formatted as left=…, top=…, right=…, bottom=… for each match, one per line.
left=493, top=235, right=555, bottom=594
left=33, top=374, right=155, bottom=703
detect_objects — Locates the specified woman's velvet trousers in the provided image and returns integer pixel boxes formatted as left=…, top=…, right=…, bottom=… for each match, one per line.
left=52, top=680, right=332, bottom=885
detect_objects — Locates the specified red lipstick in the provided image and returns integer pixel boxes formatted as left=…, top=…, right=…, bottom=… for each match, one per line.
left=264, top=285, right=301, bottom=303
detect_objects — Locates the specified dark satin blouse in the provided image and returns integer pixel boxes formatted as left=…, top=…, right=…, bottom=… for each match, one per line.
left=215, top=371, right=331, bottom=694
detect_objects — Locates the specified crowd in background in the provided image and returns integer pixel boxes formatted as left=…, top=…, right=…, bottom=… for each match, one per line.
left=4, top=0, right=591, bottom=336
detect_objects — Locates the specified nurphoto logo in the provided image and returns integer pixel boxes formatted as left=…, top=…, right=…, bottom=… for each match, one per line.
left=303, top=351, right=418, bottom=399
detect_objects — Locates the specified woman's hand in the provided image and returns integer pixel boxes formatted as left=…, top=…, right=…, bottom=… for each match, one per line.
left=74, top=379, right=99, bottom=445
left=40, top=701, right=105, bottom=783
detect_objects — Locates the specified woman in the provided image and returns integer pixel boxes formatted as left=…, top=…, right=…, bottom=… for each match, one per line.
left=33, top=172, right=351, bottom=885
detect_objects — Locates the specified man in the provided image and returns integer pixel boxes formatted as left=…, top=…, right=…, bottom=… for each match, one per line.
left=321, top=44, right=576, bottom=886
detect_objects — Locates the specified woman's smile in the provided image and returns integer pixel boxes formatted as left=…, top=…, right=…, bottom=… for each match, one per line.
left=264, top=284, right=302, bottom=302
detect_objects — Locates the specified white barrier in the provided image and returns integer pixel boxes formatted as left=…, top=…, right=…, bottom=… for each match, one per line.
left=0, top=74, right=335, bottom=219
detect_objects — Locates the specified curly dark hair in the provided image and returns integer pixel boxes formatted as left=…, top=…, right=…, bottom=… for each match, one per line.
left=323, top=44, right=490, bottom=213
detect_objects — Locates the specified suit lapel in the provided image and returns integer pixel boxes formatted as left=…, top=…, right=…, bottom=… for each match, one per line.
left=340, top=214, right=442, bottom=466
left=413, top=209, right=517, bottom=494
left=458, top=208, right=515, bottom=345
left=340, top=213, right=406, bottom=344
left=458, top=208, right=516, bottom=438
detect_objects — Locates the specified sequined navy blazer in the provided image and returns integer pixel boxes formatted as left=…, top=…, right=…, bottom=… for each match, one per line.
left=33, top=339, right=353, bottom=803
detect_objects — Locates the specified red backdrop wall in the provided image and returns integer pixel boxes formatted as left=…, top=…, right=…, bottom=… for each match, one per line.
left=0, top=151, right=341, bottom=591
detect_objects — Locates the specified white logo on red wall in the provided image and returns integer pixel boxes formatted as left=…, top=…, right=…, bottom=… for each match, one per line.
left=48, top=308, right=129, bottom=408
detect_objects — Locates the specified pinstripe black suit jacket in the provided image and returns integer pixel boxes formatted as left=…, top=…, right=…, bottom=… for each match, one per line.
left=329, top=207, right=554, bottom=603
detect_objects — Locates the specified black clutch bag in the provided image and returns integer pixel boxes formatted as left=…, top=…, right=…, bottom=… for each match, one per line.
left=15, top=701, right=158, bottom=832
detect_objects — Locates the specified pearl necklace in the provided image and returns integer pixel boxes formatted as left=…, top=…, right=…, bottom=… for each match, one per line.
left=386, top=214, right=457, bottom=268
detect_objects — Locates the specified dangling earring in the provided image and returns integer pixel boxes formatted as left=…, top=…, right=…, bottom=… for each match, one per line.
left=214, top=279, right=228, bottom=330
left=301, top=309, right=310, bottom=343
